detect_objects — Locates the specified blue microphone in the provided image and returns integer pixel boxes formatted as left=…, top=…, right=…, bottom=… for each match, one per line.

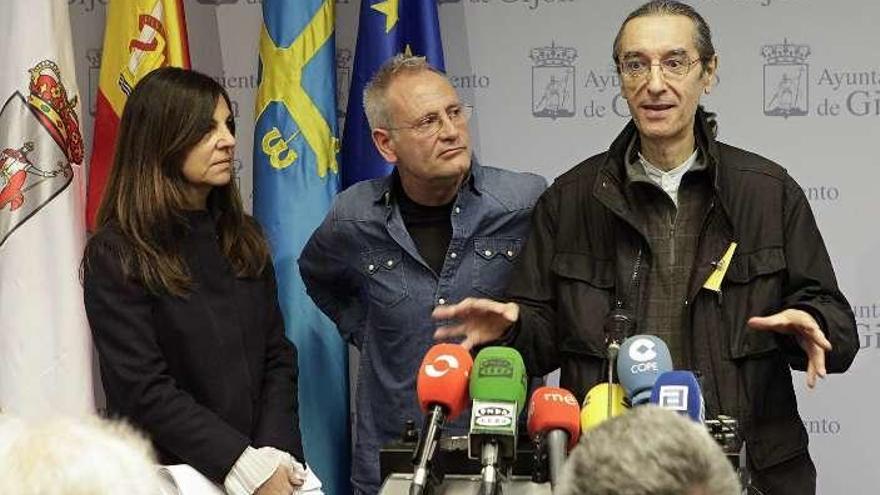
left=616, top=335, right=673, bottom=405
left=649, top=370, right=705, bottom=423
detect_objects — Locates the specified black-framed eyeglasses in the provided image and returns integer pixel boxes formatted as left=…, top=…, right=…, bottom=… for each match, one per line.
left=385, top=104, right=474, bottom=137
left=619, top=55, right=703, bottom=80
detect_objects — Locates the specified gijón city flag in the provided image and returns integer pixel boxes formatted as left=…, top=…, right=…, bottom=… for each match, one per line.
left=0, top=0, right=94, bottom=417
left=86, top=0, right=190, bottom=229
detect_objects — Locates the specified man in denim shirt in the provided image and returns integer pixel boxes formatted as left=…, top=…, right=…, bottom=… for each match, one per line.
left=299, top=54, right=546, bottom=494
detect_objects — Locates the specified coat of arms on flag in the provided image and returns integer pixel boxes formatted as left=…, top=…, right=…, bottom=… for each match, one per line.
left=0, top=60, right=82, bottom=246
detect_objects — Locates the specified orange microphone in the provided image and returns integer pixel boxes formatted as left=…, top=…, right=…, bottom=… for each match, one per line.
left=527, top=386, right=581, bottom=489
left=411, top=344, right=473, bottom=495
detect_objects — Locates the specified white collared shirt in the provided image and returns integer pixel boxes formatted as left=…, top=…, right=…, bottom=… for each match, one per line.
left=638, top=149, right=699, bottom=208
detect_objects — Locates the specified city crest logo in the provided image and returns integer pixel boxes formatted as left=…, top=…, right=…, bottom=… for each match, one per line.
left=762, top=39, right=810, bottom=118
left=0, top=61, right=80, bottom=246
left=530, top=42, right=577, bottom=119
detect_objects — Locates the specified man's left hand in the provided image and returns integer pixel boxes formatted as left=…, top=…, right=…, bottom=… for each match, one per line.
left=748, top=308, right=832, bottom=389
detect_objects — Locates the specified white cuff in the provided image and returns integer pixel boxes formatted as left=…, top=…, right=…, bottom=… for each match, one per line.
left=223, top=446, right=286, bottom=495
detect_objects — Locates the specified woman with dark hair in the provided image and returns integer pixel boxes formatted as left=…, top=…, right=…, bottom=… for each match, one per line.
left=82, top=67, right=316, bottom=495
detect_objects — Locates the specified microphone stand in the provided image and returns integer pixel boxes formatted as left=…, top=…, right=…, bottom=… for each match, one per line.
left=410, top=405, right=445, bottom=495
left=604, top=308, right=633, bottom=417
left=479, top=439, right=501, bottom=495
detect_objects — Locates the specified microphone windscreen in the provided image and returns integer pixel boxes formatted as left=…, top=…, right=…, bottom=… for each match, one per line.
left=469, top=346, right=527, bottom=414
left=417, top=343, right=473, bottom=420
left=580, top=383, right=628, bottom=432
left=649, top=370, right=705, bottom=423
left=526, top=386, right=580, bottom=449
left=616, top=335, right=673, bottom=405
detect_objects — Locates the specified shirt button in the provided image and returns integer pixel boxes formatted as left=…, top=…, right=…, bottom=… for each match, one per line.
left=386, top=260, right=394, bottom=267
left=367, top=264, right=375, bottom=271
left=450, top=252, right=457, bottom=259
left=454, top=206, right=461, bottom=214
left=438, top=298, right=446, bottom=305
left=506, top=250, right=514, bottom=257
left=484, top=250, right=492, bottom=257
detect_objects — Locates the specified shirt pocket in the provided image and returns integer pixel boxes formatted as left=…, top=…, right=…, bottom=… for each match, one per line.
left=361, top=247, right=408, bottom=308
left=721, top=247, right=787, bottom=359
left=473, top=237, right=522, bottom=297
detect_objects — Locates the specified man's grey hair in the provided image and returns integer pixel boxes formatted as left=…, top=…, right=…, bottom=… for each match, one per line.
left=0, top=415, right=163, bottom=495
left=556, top=406, right=741, bottom=495
left=362, top=53, right=447, bottom=130
left=612, top=0, right=716, bottom=73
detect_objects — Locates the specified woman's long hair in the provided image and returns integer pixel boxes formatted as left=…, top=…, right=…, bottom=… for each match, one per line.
left=89, top=67, right=269, bottom=296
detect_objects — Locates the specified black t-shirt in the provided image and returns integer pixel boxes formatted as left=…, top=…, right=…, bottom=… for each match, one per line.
left=394, top=177, right=453, bottom=275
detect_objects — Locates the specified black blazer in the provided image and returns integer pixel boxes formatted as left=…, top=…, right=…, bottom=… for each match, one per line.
left=83, top=211, right=304, bottom=483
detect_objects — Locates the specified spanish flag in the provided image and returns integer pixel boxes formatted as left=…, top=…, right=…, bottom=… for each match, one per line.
left=85, top=0, right=190, bottom=229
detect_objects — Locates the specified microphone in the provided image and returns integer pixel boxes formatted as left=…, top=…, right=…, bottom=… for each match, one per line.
left=410, top=344, right=474, bottom=495
left=526, top=386, right=580, bottom=489
left=649, top=370, right=705, bottom=423
left=468, top=347, right=527, bottom=495
left=580, top=383, right=628, bottom=433
left=616, top=335, right=673, bottom=406
left=603, top=308, right=635, bottom=385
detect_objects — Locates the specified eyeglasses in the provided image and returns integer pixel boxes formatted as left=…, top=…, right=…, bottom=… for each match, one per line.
left=618, top=55, right=702, bottom=80
left=386, top=104, right=473, bottom=137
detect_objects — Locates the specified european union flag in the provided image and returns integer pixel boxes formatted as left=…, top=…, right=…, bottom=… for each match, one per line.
left=341, top=0, right=446, bottom=188
left=253, top=2, right=350, bottom=494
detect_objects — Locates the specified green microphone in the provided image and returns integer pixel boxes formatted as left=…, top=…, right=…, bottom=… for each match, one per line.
left=468, top=346, right=527, bottom=494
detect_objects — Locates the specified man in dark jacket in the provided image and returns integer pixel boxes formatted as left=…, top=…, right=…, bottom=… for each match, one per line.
left=433, top=2, right=858, bottom=493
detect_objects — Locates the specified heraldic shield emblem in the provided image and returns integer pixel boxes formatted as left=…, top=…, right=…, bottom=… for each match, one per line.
left=531, top=43, right=578, bottom=120
left=0, top=60, right=81, bottom=246
left=762, top=40, right=810, bottom=118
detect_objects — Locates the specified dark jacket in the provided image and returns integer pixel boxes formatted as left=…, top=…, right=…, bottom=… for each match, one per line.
left=83, top=211, right=304, bottom=483
left=506, top=109, right=858, bottom=473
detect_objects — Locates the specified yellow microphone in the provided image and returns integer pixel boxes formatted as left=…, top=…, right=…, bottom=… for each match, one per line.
left=580, top=383, right=628, bottom=432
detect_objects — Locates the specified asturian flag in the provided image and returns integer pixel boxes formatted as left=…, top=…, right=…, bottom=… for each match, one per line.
left=253, top=1, right=350, bottom=494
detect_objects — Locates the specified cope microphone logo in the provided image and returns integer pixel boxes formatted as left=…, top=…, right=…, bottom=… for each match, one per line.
left=477, top=358, right=514, bottom=379
left=628, top=337, right=660, bottom=374
left=424, top=354, right=461, bottom=378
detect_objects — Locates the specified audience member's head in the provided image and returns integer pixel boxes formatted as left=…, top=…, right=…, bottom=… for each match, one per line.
left=0, top=415, right=162, bottom=495
left=557, top=406, right=741, bottom=495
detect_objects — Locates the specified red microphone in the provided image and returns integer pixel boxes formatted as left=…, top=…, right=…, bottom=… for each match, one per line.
left=527, top=386, right=581, bottom=489
left=416, top=343, right=473, bottom=420
left=411, top=344, right=473, bottom=495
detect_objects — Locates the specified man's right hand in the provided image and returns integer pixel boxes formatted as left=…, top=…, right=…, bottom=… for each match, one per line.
left=255, top=466, right=294, bottom=495
left=432, top=297, right=520, bottom=350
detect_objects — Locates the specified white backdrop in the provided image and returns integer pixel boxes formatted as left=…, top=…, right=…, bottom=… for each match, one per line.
left=68, top=1, right=880, bottom=493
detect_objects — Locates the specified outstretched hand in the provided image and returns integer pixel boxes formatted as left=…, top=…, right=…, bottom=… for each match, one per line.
left=748, top=308, right=832, bottom=388
left=432, top=297, right=520, bottom=350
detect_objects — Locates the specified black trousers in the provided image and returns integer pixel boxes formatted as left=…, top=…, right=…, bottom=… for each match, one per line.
left=749, top=452, right=817, bottom=495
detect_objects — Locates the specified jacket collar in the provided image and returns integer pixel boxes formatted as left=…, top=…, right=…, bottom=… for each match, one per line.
left=594, top=107, right=739, bottom=248
left=598, top=106, right=732, bottom=211
left=371, top=158, right=483, bottom=207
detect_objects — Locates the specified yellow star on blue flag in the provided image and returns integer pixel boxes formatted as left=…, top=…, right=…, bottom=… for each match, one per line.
left=371, top=0, right=399, bottom=33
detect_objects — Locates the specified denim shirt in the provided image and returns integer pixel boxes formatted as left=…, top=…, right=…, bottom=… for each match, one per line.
left=299, top=162, right=546, bottom=494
